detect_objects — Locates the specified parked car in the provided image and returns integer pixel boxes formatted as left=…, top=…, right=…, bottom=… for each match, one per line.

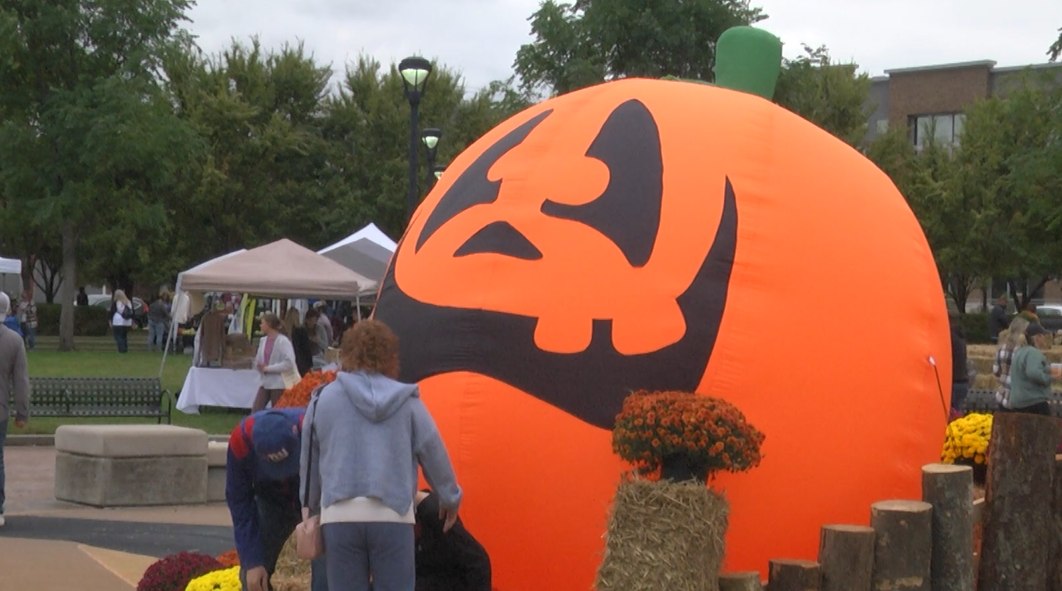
left=1036, top=305, right=1062, bottom=334
left=86, top=296, right=149, bottom=329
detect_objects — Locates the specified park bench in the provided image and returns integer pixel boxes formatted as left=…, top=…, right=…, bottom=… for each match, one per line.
left=29, top=377, right=172, bottom=424
left=961, top=388, right=1062, bottom=419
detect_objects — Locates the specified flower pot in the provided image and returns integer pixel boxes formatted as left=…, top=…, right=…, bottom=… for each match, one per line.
left=660, top=453, right=711, bottom=484
left=596, top=478, right=729, bottom=591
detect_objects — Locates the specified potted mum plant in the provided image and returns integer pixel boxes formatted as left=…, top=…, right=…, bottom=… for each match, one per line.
left=612, top=390, right=766, bottom=483
left=941, top=412, right=992, bottom=485
left=597, top=390, right=766, bottom=591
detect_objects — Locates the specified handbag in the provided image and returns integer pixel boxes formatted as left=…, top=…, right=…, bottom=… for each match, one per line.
left=295, top=395, right=325, bottom=560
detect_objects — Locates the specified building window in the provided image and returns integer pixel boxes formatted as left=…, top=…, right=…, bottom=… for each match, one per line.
left=876, top=119, right=888, bottom=134
left=909, top=113, right=966, bottom=148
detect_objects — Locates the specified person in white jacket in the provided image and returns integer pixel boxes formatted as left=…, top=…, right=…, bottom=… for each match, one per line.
left=252, top=312, right=298, bottom=412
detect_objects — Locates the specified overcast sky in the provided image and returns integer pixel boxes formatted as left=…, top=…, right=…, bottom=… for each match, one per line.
left=185, top=0, right=1062, bottom=94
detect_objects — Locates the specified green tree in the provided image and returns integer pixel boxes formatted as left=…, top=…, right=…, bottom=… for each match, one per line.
left=956, top=77, right=1062, bottom=309
left=514, top=0, right=765, bottom=96
left=0, top=0, right=199, bottom=350
left=1049, top=26, right=1062, bottom=62
left=774, top=45, right=873, bottom=147
left=322, top=57, right=520, bottom=238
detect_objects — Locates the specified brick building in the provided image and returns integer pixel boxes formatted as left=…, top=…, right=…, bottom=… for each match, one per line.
left=863, top=59, right=1062, bottom=309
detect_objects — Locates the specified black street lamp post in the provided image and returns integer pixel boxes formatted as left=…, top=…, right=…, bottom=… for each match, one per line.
left=399, top=56, right=433, bottom=221
left=421, top=127, right=442, bottom=192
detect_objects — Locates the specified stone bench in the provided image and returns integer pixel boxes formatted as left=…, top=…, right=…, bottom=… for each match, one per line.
left=55, top=425, right=208, bottom=507
left=207, top=441, right=227, bottom=503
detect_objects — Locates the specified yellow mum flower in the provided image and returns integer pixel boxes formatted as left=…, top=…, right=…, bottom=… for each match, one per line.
left=186, top=566, right=240, bottom=591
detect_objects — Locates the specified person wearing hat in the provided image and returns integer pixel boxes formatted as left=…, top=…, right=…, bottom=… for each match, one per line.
left=1006, top=323, right=1056, bottom=416
left=226, top=408, right=327, bottom=591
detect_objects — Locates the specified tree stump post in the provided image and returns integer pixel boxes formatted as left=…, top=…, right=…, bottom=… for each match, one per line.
left=922, top=463, right=974, bottom=591
left=870, top=500, right=932, bottom=591
left=1048, top=455, right=1062, bottom=591
left=817, top=524, right=874, bottom=591
left=767, top=559, right=819, bottom=591
left=978, top=412, right=1060, bottom=591
left=719, top=572, right=764, bottom=591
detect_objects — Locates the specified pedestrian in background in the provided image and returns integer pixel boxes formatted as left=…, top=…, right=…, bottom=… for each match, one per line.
left=0, top=292, right=29, bottom=527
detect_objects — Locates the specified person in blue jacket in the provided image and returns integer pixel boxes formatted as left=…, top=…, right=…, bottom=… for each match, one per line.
left=226, top=408, right=327, bottom=591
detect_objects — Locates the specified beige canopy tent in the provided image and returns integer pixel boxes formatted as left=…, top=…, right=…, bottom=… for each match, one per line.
left=177, top=238, right=373, bottom=299
left=160, top=239, right=374, bottom=377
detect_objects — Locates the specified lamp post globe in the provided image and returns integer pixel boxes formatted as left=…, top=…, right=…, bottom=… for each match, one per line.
left=433, top=164, right=446, bottom=180
left=421, top=128, right=442, bottom=192
left=399, top=56, right=433, bottom=221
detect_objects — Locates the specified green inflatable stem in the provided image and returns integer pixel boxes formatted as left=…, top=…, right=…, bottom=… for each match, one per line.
left=713, top=26, right=782, bottom=100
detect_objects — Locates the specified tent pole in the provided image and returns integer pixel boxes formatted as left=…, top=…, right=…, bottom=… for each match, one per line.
left=356, top=294, right=361, bottom=320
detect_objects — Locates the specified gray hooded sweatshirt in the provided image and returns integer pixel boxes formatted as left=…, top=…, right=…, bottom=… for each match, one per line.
left=300, top=371, right=462, bottom=517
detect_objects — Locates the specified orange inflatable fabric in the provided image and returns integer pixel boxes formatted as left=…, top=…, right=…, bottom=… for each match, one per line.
left=374, top=77, right=950, bottom=591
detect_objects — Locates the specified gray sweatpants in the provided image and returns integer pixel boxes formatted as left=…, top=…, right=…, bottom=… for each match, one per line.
left=323, top=521, right=415, bottom=591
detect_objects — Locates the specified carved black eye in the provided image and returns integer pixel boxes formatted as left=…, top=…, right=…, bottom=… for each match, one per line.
left=540, top=99, right=663, bottom=268
left=415, top=110, right=553, bottom=253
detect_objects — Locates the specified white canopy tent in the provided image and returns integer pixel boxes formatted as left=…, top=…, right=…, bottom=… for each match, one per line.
left=317, top=223, right=397, bottom=296
left=0, top=257, right=20, bottom=274
left=0, top=256, right=22, bottom=298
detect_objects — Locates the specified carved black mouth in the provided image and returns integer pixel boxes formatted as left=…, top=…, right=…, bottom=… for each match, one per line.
left=373, top=103, right=739, bottom=430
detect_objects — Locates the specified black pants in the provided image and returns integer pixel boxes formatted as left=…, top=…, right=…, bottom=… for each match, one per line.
left=239, top=494, right=328, bottom=591
left=113, top=325, right=130, bottom=353
left=1011, top=401, right=1052, bottom=416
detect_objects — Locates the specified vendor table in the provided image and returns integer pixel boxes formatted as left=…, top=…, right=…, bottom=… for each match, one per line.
left=176, top=367, right=261, bottom=414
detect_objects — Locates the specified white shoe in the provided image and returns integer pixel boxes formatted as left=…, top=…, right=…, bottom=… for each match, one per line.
left=0, top=515, right=6, bottom=527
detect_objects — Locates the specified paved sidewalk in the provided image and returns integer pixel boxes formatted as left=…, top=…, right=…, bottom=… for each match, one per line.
left=2, top=446, right=234, bottom=589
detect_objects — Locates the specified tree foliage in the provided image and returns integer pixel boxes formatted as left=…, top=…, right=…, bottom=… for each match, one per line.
left=0, top=0, right=197, bottom=349
left=866, top=71, right=1062, bottom=311
left=774, top=45, right=872, bottom=147
left=514, top=0, right=765, bottom=96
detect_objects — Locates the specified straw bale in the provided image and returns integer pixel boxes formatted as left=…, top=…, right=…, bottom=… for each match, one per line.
left=273, top=534, right=311, bottom=591
left=596, top=478, right=729, bottom=591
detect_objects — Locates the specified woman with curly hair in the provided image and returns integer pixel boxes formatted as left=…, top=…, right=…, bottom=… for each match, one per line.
left=300, top=320, right=462, bottom=591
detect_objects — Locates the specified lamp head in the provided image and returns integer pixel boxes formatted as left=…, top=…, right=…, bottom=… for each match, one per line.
left=421, top=128, right=442, bottom=152
left=398, top=56, right=433, bottom=100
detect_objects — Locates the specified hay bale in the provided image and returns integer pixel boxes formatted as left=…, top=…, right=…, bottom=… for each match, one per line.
left=273, top=533, right=311, bottom=591
left=596, top=478, right=729, bottom=591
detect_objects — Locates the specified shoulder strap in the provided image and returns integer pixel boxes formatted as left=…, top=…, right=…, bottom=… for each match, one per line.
left=303, top=387, right=324, bottom=507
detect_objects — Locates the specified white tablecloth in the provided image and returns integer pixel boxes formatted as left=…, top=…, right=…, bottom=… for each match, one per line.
left=177, top=367, right=262, bottom=414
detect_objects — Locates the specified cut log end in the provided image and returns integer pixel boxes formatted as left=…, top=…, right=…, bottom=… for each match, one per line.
left=871, top=500, right=932, bottom=514
left=922, top=462, right=974, bottom=475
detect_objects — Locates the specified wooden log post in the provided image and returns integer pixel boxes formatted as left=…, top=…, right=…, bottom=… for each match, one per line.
left=922, top=463, right=974, bottom=591
left=818, top=525, right=874, bottom=591
left=870, top=500, right=932, bottom=591
left=767, top=559, right=819, bottom=591
left=978, top=412, right=1061, bottom=591
left=719, top=572, right=764, bottom=591
left=1048, top=455, right=1062, bottom=591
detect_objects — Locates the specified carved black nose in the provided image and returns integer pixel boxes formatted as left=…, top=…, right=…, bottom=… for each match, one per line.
left=454, top=221, right=543, bottom=260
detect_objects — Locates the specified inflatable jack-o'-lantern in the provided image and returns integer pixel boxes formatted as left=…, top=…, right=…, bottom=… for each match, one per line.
left=375, top=26, right=949, bottom=591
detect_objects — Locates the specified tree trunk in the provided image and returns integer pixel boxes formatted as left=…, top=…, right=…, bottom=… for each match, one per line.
left=58, top=221, right=77, bottom=351
left=20, top=254, right=35, bottom=298
left=719, top=572, right=763, bottom=591
left=1049, top=455, right=1062, bottom=591
left=922, top=464, right=974, bottom=591
left=978, top=412, right=1061, bottom=591
left=818, top=525, right=874, bottom=591
left=870, top=500, right=932, bottom=591
left=767, top=559, right=819, bottom=591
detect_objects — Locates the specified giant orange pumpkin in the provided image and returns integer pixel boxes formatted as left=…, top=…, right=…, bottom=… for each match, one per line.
left=374, top=77, right=950, bottom=591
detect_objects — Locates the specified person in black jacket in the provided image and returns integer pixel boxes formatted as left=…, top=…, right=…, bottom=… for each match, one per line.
left=414, top=489, right=491, bottom=591
left=989, top=295, right=1010, bottom=343
left=950, top=314, right=969, bottom=419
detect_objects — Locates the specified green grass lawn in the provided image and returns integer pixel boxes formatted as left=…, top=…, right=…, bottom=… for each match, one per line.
left=11, top=339, right=244, bottom=435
